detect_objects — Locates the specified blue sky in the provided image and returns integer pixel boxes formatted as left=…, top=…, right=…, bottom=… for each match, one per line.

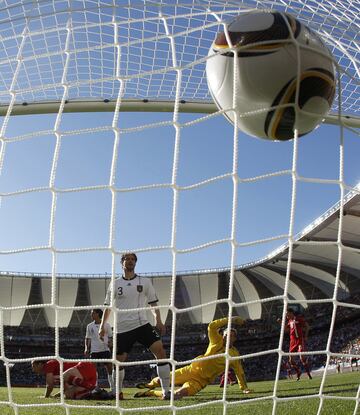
left=0, top=109, right=359, bottom=276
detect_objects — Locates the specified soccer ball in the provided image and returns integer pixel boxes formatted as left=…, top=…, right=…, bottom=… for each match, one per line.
left=206, top=11, right=336, bottom=141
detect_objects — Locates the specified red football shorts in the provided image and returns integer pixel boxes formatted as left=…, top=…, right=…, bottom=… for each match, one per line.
left=289, top=338, right=306, bottom=353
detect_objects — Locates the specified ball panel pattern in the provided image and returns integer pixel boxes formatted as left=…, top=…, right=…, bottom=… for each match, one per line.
left=206, top=11, right=336, bottom=141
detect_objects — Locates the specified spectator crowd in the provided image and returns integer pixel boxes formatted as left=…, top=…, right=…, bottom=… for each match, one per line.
left=1, top=294, right=359, bottom=387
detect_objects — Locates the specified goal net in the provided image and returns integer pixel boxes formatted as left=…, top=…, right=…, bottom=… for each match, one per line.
left=0, top=0, right=359, bottom=414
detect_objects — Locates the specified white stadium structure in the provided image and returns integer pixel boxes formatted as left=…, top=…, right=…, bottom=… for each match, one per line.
left=1, top=186, right=359, bottom=330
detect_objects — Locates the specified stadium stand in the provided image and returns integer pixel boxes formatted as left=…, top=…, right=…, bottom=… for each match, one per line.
left=1, top=294, right=359, bottom=387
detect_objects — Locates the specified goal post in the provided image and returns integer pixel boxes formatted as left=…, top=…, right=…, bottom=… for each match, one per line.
left=0, top=1, right=359, bottom=415
left=0, top=100, right=360, bottom=128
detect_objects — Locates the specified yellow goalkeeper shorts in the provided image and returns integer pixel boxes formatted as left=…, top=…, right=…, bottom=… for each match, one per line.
left=173, top=365, right=207, bottom=396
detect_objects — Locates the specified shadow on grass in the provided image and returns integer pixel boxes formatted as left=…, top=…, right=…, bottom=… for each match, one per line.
left=322, top=387, right=358, bottom=395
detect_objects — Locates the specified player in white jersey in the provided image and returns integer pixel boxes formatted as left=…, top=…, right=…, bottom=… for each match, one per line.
left=99, top=253, right=170, bottom=400
left=85, top=309, right=115, bottom=396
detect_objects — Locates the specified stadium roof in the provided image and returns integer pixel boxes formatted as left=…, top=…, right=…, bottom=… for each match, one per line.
left=1, top=185, right=360, bottom=327
left=236, top=185, right=360, bottom=316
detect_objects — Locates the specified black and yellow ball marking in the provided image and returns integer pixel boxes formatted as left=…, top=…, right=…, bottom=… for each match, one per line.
left=265, top=68, right=335, bottom=140
left=213, top=12, right=301, bottom=58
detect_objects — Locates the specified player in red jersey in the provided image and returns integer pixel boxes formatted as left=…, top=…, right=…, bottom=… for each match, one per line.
left=285, top=308, right=312, bottom=380
left=279, top=308, right=312, bottom=381
left=31, top=359, right=97, bottom=399
left=219, top=368, right=237, bottom=387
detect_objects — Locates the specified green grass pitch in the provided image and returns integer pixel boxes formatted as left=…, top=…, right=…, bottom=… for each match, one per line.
left=0, top=372, right=358, bottom=415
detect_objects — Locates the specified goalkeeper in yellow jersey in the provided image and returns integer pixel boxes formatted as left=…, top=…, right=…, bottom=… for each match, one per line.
left=134, top=317, right=252, bottom=400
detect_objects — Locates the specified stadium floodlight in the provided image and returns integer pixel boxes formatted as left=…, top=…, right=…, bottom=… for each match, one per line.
left=0, top=1, right=359, bottom=414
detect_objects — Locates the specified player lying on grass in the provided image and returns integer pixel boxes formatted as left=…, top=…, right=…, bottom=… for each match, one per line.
left=31, top=359, right=97, bottom=399
left=134, top=316, right=252, bottom=400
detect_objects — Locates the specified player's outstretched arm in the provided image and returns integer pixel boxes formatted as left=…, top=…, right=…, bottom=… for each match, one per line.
left=99, top=308, right=111, bottom=339
left=150, top=303, right=166, bottom=335
left=232, top=357, right=252, bottom=394
left=207, top=317, right=246, bottom=344
left=84, top=337, right=91, bottom=357
left=44, top=373, right=55, bottom=398
left=208, top=317, right=229, bottom=341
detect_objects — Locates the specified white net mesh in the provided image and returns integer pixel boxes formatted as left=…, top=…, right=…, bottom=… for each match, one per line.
left=0, top=0, right=358, bottom=116
left=0, top=1, right=359, bottom=414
